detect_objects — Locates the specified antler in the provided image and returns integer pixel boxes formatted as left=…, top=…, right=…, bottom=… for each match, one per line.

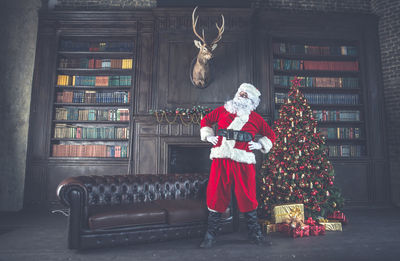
left=192, top=6, right=206, bottom=44
left=211, top=14, right=225, bottom=45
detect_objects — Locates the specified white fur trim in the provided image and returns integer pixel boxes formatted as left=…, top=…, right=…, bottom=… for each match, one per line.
left=238, top=83, right=260, bottom=103
left=238, top=83, right=260, bottom=97
left=210, top=111, right=256, bottom=164
left=200, top=126, right=214, bottom=141
left=258, top=136, right=273, bottom=154
left=210, top=146, right=256, bottom=164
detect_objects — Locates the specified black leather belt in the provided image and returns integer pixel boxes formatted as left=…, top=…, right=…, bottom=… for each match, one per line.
left=217, top=129, right=253, bottom=142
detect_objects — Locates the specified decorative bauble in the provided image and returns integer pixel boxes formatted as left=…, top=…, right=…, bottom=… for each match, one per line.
left=332, top=202, right=337, bottom=208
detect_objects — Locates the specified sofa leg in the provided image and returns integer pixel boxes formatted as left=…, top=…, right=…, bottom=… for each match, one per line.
left=200, top=211, right=222, bottom=248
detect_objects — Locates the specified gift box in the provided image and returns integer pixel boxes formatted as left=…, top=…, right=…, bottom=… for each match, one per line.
left=310, top=224, right=326, bottom=236
left=277, top=223, right=291, bottom=234
left=266, top=224, right=278, bottom=234
left=319, top=221, right=342, bottom=231
left=327, top=211, right=348, bottom=224
left=291, top=225, right=310, bottom=238
left=272, top=204, right=304, bottom=224
left=277, top=223, right=310, bottom=238
left=259, top=220, right=279, bottom=234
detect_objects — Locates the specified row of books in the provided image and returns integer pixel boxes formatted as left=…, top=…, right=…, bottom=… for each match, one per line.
left=319, top=127, right=361, bottom=139
left=273, top=43, right=358, bottom=56
left=326, top=145, right=364, bottom=157
left=59, top=58, right=133, bottom=69
left=274, top=75, right=359, bottom=88
left=57, top=75, right=132, bottom=87
left=54, top=125, right=129, bottom=139
left=55, top=108, right=130, bottom=121
left=52, top=144, right=129, bottom=158
left=56, top=91, right=130, bottom=104
left=275, top=93, right=359, bottom=105
left=60, top=40, right=133, bottom=52
left=313, top=110, right=360, bottom=122
left=273, top=59, right=359, bottom=71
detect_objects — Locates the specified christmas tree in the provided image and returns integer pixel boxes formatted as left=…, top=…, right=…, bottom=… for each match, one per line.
left=259, top=77, right=344, bottom=219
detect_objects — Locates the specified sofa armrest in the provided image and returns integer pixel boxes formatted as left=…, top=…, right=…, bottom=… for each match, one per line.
left=57, top=176, right=91, bottom=207
left=57, top=177, right=92, bottom=250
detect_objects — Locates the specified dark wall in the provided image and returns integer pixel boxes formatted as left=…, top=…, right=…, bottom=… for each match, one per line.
left=371, top=0, right=400, bottom=206
left=0, top=0, right=42, bottom=211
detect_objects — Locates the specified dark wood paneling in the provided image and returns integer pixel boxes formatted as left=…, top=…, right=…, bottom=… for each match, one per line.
left=136, top=31, right=154, bottom=114
left=373, top=160, right=391, bottom=202
left=333, top=162, right=369, bottom=203
left=155, top=35, right=253, bottom=108
left=24, top=165, right=47, bottom=206
left=137, top=136, right=159, bottom=174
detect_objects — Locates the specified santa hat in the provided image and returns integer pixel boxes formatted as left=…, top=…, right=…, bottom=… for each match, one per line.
left=236, top=83, right=261, bottom=105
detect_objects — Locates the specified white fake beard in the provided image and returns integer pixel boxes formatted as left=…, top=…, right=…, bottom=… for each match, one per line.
left=224, top=96, right=255, bottom=116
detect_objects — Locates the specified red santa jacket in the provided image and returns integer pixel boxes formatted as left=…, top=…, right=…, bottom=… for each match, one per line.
left=200, top=106, right=276, bottom=164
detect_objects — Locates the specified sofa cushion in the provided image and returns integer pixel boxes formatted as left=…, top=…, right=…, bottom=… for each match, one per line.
left=154, top=200, right=208, bottom=225
left=88, top=203, right=167, bottom=230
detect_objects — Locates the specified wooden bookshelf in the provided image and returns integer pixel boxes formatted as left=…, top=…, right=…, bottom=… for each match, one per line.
left=272, top=40, right=366, bottom=158
left=50, top=38, right=134, bottom=159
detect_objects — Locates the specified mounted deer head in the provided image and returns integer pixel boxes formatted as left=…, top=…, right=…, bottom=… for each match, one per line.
left=191, top=6, right=225, bottom=88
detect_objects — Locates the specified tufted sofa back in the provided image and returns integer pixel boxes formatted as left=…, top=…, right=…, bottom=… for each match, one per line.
left=57, top=173, right=208, bottom=207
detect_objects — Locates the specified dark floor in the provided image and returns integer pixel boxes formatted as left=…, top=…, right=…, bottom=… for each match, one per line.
left=0, top=207, right=400, bottom=261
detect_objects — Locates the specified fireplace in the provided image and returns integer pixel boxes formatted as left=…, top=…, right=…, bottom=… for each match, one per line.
left=168, top=145, right=212, bottom=174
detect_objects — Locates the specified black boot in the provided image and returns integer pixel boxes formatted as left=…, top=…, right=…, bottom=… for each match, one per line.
left=244, top=210, right=271, bottom=245
left=200, top=211, right=222, bottom=248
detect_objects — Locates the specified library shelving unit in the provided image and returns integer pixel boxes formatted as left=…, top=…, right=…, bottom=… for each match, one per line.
left=50, top=38, right=134, bottom=160
left=271, top=40, right=366, bottom=159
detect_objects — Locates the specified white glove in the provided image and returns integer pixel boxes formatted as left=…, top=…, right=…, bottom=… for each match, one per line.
left=206, top=136, right=218, bottom=145
left=248, top=141, right=262, bottom=151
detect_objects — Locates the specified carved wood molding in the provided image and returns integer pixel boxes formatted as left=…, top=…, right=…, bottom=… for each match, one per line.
left=154, top=8, right=253, bottom=32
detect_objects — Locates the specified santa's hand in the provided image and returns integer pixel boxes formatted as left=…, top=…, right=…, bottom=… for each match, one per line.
left=206, top=136, right=218, bottom=145
left=248, top=141, right=262, bottom=151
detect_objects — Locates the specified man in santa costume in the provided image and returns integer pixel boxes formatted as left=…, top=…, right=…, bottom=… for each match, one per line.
left=199, top=83, right=276, bottom=248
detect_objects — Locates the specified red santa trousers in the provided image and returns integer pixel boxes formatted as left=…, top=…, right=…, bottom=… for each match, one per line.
left=207, top=158, right=258, bottom=213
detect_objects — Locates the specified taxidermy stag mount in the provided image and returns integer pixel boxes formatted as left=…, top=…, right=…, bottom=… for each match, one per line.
left=191, top=6, right=225, bottom=88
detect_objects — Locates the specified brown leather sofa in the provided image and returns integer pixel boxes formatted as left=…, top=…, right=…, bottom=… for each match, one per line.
left=57, top=173, right=236, bottom=249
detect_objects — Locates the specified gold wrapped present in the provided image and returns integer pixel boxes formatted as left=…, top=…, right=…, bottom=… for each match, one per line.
left=266, top=224, right=278, bottom=234
left=319, top=221, right=342, bottom=231
left=272, top=204, right=304, bottom=224
left=258, top=219, right=273, bottom=233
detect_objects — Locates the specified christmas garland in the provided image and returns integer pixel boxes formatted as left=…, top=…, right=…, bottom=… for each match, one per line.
left=149, top=106, right=213, bottom=125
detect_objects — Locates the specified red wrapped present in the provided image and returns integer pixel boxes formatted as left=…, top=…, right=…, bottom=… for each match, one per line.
left=327, top=211, right=348, bottom=224
left=278, top=223, right=310, bottom=238
left=277, top=223, right=291, bottom=235
left=310, top=224, right=325, bottom=236
left=291, top=225, right=310, bottom=238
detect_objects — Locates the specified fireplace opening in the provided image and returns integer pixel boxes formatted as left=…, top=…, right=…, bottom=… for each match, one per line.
left=168, top=145, right=212, bottom=174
